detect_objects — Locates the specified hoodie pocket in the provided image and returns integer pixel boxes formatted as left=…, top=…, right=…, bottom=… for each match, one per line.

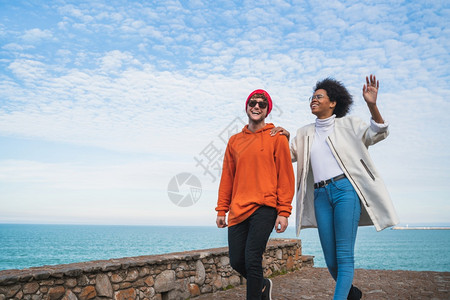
left=360, top=159, right=375, bottom=181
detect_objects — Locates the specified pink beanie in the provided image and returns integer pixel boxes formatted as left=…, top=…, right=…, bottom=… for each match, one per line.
left=245, top=89, right=273, bottom=116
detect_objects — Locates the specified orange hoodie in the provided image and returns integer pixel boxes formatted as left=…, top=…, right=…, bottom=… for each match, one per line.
left=216, top=123, right=295, bottom=227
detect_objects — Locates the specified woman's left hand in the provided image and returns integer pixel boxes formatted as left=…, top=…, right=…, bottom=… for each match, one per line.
left=363, top=74, right=379, bottom=105
left=270, top=126, right=290, bottom=140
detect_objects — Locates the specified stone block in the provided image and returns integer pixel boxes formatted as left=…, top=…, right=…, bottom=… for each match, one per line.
left=188, top=283, right=200, bottom=297
left=0, top=284, right=21, bottom=298
left=118, top=282, right=132, bottom=289
left=229, top=275, right=241, bottom=287
left=213, top=275, right=222, bottom=290
left=144, top=276, right=154, bottom=287
left=276, top=249, right=283, bottom=260
left=16, top=291, right=23, bottom=299
left=124, top=270, right=139, bottom=282
left=139, top=268, right=149, bottom=277
left=194, top=260, right=206, bottom=285
left=39, top=280, right=54, bottom=286
left=175, top=270, right=184, bottom=279
left=23, top=282, right=39, bottom=294
left=139, top=286, right=155, bottom=298
left=221, top=277, right=230, bottom=289
left=65, top=279, right=77, bottom=288
left=176, top=262, right=188, bottom=271
left=47, top=286, right=65, bottom=300
left=79, top=286, right=96, bottom=300
left=114, top=287, right=136, bottom=300
left=77, top=275, right=89, bottom=287
left=200, top=284, right=212, bottom=294
left=110, top=274, right=123, bottom=283
left=167, top=287, right=190, bottom=300
left=61, top=290, right=77, bottom=300
left=95, top=273, right=113, bottom=297
left=219, top=256, right=229, bottom=267
left=154, top=270, right=176, bottom=293
left=286, top=256, right=294, bottom=270
left=295, top=248, right=300, bottom=260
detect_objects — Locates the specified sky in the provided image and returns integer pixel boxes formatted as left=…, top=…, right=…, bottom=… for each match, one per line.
left=0, top=0, right=449, bottom=227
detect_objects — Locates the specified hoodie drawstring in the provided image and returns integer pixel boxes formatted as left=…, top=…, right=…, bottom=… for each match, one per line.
left=260, top=130, right=264, bottom=151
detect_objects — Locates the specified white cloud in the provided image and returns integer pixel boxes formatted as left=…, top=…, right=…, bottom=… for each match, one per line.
left=7, top=59, right=48, bottom=81
left=2, top=43, right=35, bottom=51
left=58, top=4, right=94, bottom=23
left=21, top=28, right=53, bottom=43
left=99, top=50, right=138, bottom=72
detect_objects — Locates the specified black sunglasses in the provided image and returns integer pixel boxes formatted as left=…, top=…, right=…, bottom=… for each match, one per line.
left=248, top=100, right=268, bottom=109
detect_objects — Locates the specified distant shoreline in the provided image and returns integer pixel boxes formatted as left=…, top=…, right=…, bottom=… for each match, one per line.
left=392, top=226, right=450, bottom=230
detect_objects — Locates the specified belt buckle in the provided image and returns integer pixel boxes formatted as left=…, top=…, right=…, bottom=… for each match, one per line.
left=319, top=180, right=326, bottom=188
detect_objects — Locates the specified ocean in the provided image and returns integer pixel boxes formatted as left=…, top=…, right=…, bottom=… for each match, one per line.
left=0, top=224, right=449, bottom=272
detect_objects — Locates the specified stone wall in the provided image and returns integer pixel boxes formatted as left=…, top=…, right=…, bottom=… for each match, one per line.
left=0, top=238, right=313, bottom=300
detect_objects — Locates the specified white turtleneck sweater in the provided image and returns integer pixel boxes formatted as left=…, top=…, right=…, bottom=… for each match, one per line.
left=310, top=115, right=343, bottom=183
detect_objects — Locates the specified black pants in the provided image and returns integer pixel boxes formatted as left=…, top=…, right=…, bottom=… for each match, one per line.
left=228, top=206, right=277, bottom=300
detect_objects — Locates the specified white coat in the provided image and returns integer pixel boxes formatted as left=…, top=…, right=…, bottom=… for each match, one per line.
left=291, top=116, right=399, bottom=236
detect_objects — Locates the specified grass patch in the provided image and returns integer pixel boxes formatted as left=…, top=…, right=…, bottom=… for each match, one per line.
left=269, top=267, right=300, bottom=278
left=269, top=269, right=288, bottom=277
left=222, top=284, right=235, bottom=291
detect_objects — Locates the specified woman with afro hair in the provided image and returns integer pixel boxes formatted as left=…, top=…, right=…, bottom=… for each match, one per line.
left=272, top=75, right=398, bottom=299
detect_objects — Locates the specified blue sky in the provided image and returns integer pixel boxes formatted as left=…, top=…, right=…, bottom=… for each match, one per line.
left=0, top=0, right=449, bottom=226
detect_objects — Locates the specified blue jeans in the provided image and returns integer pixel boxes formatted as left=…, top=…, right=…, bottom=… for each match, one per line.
left=228, top=206, right=277, bottom=300
left=314, top=177, right=361, bottom=300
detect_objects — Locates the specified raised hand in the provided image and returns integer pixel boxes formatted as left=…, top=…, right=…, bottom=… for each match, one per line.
left=362, top=74, right=384, bottom=123
left=363, top=74, right=379, bottom=105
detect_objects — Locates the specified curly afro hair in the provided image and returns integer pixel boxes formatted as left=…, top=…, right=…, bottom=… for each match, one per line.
left=314, top=78, right=353, bottom=118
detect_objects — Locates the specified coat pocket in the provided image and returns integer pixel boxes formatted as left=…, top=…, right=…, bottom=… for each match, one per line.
left=360, top=159, right=375, bottom=181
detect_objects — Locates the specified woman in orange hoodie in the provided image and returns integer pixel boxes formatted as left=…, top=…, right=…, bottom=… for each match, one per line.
left=216, top=89, right=295, bottom=300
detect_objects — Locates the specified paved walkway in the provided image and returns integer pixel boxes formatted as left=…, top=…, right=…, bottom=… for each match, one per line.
left=195, top=267, right=450, bottom=299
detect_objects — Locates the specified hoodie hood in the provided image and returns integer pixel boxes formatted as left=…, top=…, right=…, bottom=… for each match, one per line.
left=241, top=123, right=275, bottom=151
left=242, top=123, right=275, bottom=134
